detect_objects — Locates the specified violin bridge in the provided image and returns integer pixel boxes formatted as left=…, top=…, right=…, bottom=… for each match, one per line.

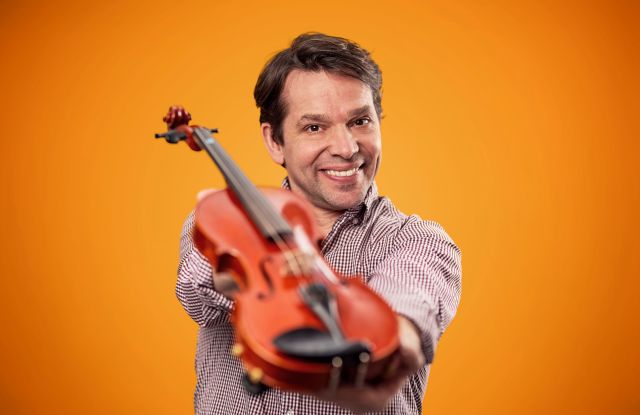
left=280, top=250, right=315, bottom=277
left=354, top=352, right=371, bottom=387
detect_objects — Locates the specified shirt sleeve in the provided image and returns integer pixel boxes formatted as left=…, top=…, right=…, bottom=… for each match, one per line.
left=176, top=211, right=234, bottom=327
left=367, top=216, right=462, bottom=364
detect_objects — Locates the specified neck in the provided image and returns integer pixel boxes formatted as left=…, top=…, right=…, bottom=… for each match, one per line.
left=311, top=206, right=343, bottom=238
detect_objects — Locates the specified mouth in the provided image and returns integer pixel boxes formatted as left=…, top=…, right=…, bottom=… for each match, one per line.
left=323, top=166, right=362, bottom=177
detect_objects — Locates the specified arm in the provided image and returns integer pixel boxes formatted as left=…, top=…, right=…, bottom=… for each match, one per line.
left=368, top=216, right=462, bottom=364
left=315, top=217, right=461, bottom=413
left=176, top=211, right=234, bottom=327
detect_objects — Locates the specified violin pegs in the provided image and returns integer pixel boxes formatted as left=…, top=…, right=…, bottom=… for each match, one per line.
left=154, top=130, right=186, bottom=144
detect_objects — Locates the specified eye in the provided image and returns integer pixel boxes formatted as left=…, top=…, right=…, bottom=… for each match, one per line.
left=353, top=117, right=371, bottom=127
left=305, top=124, right=321, bottom=133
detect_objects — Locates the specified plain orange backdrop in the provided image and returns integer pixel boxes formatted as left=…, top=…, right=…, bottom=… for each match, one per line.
left=1, top=0, right=638, bottom=414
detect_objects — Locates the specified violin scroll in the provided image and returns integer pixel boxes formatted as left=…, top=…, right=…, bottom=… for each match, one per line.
left=163, top=105, right=192, bottom=129
left=155, top=105, right=217, bottom=151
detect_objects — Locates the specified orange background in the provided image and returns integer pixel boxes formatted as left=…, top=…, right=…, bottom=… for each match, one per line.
left=1, top=0, right=638, bottom=414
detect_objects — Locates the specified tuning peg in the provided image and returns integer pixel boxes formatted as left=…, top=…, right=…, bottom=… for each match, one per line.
left=154, top=130, right=187, bottom=144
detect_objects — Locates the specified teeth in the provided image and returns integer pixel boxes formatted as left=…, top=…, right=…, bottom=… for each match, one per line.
left=325, top=167, right=359, bottom=177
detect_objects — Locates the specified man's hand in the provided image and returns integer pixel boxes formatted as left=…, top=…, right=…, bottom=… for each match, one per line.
left=197, top=189, right=240, bottom=300
left=314, top=315, right=425, bottom=413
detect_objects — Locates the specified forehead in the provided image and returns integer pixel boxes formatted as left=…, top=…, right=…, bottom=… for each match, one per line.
left=281, top=69, right=374, bottom=119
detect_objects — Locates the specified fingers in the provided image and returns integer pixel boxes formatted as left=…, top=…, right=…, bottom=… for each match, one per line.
left=197, top=188, right=218, bottom=201
left=213, top=272, right=239, bottom=299
left=313, top=365, right=409, bottom=413
left=314, top=382, right=399, bottom=413
left=311, top=318, right=424, bottom=413
left=195, top=187, right=234, bottom=299
left=397, top=316, right=426, bottom=372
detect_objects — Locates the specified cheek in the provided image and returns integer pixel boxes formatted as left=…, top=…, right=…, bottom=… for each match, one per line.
left=373, top=140, right=382, bottom=154
left=286, top=142, right=324, bottom=166
left=362, top=135, right=382, bottom=157
left=283, top=147, right=310, bottom=175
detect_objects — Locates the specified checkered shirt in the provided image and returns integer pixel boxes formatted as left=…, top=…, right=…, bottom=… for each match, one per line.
left=176, top=180, right=462, bottom=414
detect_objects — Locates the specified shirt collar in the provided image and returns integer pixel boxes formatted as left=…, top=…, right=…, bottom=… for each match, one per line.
left=281, top=177, right=378, bottom=223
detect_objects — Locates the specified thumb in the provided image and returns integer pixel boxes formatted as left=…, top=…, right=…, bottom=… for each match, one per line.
left=213, top=272, right=240, bottom=299
left=197, top=188, right=218, bottom=201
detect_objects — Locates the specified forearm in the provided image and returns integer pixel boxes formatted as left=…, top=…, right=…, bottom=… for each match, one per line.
left=176, top=211, right=233, bottom=327
left=368, top=219, right=462, bottom=363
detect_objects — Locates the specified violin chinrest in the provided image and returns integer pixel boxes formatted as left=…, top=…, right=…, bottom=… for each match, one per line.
left=273, top=327, right=370, bottom=363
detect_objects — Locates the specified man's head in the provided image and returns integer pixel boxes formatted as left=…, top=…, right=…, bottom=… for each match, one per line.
left=255, top=33, right=383, bottom=214
left=254, top=33, right=383, bottom=145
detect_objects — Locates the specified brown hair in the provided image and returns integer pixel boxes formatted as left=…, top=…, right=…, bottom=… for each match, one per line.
left=254, top=33, right=383, bottom=145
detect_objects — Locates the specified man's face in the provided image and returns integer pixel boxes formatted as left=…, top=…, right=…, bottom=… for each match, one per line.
left=263, top=70, right=382, bottom=213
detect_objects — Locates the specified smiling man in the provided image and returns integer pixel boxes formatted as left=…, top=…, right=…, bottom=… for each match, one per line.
left=176, top=33, right=462, bottom=414
left=260, top=69, right=381, bottom=234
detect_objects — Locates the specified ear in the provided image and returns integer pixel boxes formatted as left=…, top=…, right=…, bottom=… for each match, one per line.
left=261, top=123, right=285, bottom=165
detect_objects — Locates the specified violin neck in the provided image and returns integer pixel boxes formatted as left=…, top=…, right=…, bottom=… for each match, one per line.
left=192, top=127, right=292, bottom=241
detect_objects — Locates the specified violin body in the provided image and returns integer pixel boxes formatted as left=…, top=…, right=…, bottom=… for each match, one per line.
left=156, top=106, right=399, bottom=393
left=194, top=188, right=399, bottom=391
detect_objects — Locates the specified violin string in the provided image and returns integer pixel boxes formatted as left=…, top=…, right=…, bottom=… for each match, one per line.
left=204, top=131, right=284, bottom=233
left=211, top=144, right=349, bottom=355
left=195, top=128, right=355, bottom=358
left=196, top=128, right=277, bottom=234
left=222, top=155, right=304, bottom=277
left=198, top=128, right=304, bottom=277
left=292, top=226, right=339, bottom=284
left=214, top=145, right=328, bottom=283
left=224, top=158, right=304, bottom=277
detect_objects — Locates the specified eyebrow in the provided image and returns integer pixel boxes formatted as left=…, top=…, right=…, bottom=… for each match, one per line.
left=296, top=113, right=331, bottom=127
left=347, top=105, right=374, bottom=119
left=295, top=105, right=374, bottom=127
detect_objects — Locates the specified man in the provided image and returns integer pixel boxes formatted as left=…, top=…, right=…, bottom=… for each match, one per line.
left=176, top=33, right=461, bottom=414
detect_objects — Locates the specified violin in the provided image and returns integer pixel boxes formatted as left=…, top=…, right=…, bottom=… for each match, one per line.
left=156, top=106, right=399, bottom=394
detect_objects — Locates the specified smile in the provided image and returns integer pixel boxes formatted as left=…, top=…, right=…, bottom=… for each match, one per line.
left=323, top=166, right=361, bottom=177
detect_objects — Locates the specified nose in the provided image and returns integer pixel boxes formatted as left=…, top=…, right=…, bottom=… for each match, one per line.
left=329, top=125, right=358, bottom=159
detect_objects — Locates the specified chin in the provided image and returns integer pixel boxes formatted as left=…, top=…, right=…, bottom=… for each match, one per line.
left=324, top=192, right=366, bottom=211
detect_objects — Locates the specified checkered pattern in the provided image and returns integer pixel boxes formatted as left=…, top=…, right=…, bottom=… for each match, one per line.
left=176, top=180, right=462, bottom=414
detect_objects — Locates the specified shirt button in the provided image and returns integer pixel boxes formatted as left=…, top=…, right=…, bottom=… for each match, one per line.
left=284, top=410, right=294, bottom=415
left=352, top=218, right=360, bottom=225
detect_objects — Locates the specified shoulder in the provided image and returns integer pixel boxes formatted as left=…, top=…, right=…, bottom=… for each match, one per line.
left=368, top=196, right=460, bottom=254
